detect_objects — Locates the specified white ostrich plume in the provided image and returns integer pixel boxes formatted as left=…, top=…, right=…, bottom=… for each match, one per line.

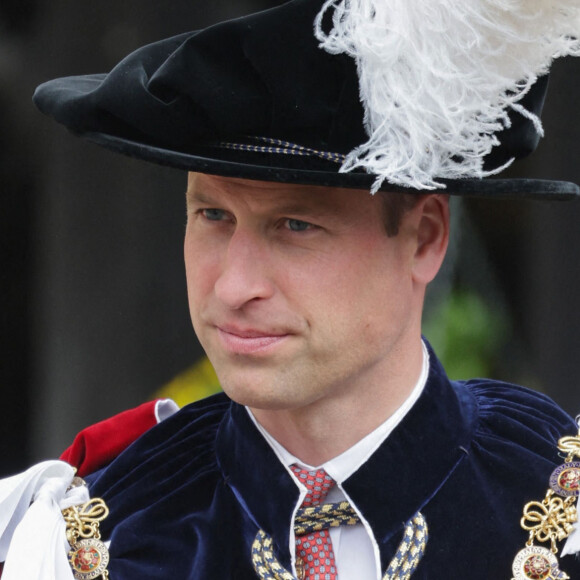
left=314, top=0, right=580, bottom=192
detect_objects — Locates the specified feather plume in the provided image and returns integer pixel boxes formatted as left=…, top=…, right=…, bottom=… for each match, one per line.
left=314, top=0, right=580, bottom=192
left=562, top=512, right=580, bottom=557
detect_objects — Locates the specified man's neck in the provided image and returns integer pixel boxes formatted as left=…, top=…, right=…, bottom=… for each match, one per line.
left=250, top=341, right=427, bottom=466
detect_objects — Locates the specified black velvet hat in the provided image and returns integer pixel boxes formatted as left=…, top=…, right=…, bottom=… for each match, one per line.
left=33, top=0, right=580, bottom=199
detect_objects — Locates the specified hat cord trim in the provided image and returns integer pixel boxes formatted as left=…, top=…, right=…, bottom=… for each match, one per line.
left=216, top=136, right=346, bottom=164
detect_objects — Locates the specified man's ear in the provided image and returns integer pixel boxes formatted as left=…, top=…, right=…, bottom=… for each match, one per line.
left=411, top=194, right=450, bottom=285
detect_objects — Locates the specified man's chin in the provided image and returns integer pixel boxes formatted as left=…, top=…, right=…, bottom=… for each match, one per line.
left=210, top=354, right=317, bottom=410
left=221, top=385, right=294, bottom=411
left=218, top=376, right=310, bottom=412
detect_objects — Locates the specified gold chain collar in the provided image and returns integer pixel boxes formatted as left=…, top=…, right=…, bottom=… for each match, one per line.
left=511, top=422, right=580, bottom=580
left=62, top=476, right=110, bottom=580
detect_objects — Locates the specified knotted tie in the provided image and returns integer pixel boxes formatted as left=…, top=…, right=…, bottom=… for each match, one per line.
left=291, top=466, right=338, bottom=580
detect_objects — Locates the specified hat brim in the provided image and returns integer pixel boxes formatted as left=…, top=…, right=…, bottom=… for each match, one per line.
left=82, top=130, right=579, bottom=201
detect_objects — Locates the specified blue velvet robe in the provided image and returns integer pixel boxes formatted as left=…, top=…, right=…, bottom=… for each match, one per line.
left=86, top=350, right=580, bottom=578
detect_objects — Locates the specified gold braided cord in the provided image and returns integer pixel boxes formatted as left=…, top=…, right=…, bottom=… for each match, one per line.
left=252, top=530, right=296, bottom=580
left=294, top=501, right=359, bottom=535
left=251, top=508, right=428, bottom=580
left=384, top=513, right=428, bottom=580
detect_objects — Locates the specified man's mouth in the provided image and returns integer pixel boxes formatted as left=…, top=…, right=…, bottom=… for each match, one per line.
left=215, top=325, right=289, bottom=355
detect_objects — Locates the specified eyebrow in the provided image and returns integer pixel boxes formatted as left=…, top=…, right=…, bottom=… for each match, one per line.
left=271, top=202, right=330, bottom=218
left=187, top=188, right=331, bottom=218
left=186, top=190, right=215, bottom=206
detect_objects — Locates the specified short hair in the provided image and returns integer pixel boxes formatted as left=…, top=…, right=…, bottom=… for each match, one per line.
left=380, top=192, right=423, bottom=237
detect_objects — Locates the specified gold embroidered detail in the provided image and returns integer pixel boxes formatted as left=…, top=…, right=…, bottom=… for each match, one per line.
left=511, top=423, right=580, bottom=580
left=62, top=488, right=111, bottom=580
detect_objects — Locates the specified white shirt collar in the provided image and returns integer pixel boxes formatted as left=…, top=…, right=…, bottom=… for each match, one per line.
left=246, top=341, right=430, bottom=484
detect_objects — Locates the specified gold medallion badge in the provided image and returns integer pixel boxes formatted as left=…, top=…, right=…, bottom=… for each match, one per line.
left=68, top=538, right=110, bottom=580
left=512, top=545, right=564, bottom=580
left=62, top=482, right=110, bottom=580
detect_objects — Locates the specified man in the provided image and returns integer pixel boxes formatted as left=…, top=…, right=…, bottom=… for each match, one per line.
left=1, top=0, right=580, bottom=578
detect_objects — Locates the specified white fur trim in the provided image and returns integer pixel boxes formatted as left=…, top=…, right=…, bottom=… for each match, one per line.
left=315, top=0, right=580, bottom=192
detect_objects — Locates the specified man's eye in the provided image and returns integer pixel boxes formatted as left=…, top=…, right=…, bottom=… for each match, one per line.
left=201, top=208, right=226, bottom=221
left=286, top=219, right=313, bottom=232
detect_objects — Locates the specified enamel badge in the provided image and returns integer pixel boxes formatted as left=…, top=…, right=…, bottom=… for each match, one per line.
left=69, top=539, right=110, bottom=580
left=512, top=546, right=569, bottom=579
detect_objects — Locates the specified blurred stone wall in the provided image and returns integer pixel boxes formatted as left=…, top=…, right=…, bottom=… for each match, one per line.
left=523, top=58, right=580, bottom=414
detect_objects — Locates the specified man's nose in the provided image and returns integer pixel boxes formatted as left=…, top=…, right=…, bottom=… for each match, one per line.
left=214, top=229, right=275, bottom=310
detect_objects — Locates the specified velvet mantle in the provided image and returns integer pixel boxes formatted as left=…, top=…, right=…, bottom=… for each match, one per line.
left=86, top=351, right=580, bottom=579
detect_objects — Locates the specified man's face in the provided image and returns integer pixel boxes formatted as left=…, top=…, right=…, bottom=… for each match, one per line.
left=184, top=173, right=425, bottom=413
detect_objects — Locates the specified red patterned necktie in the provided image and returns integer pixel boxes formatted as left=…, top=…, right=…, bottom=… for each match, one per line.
left=291, top=465, right=338, bottom=580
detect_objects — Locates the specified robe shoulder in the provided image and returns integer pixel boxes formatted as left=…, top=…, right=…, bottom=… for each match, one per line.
left=84, top=392, right=231, bottom=509
left=462, top=377, right=577, bottom=461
